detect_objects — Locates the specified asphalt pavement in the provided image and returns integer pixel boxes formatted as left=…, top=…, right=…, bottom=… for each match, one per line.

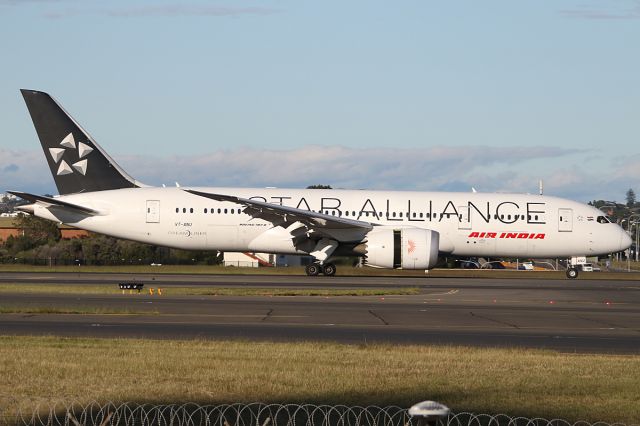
left=1, top=272, right=639, bottom=353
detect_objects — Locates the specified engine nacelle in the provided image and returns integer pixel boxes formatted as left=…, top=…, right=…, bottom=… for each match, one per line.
left=357, top=227, right=440, bottom=270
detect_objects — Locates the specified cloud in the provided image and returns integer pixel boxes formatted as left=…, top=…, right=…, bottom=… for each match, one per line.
left=114, top=145, right=592, bottom=196
left=560, top=0, right=640, bottom=20
left=3, top=145, right=637, bottom=203
left=0, top=149, right=53, bottom=194
left=42, top=4, right=280, bottom=19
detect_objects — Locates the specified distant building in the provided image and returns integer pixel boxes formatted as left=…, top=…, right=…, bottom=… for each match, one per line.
left=0, top=217, right=90, bottom=242
left=222, top=252, right=315, bottom=267
left=223, top=252, right=275, bottom=267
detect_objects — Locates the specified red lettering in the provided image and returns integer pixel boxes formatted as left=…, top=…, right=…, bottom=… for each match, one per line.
left=506, top=233, right=518, bottom=238
left=517, top=233, right=529, bottom=239
left=486, top=232, right=496, bottom=238
left=534, top=233, right=545, bottom=239
left=479, top=232, right=486, bottom=238
left=468, top=232, right=480, bottom=238
left=500, top=233, right=506, bottom=238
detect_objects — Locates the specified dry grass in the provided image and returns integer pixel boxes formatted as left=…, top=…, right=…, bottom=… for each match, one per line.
left=0, top=306, right=157, bottom=315
left=0, top=336, right=638, bottom=423
left=0, top=284, right=419, bottom=297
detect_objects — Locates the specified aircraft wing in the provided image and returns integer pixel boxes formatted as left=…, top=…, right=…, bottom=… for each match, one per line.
left=8, top=191, right=101, bottom=216
left=184, top=189, right=374, bottom=233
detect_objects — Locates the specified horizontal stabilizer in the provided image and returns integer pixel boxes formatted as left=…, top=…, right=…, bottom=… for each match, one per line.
left=7, top=191, right=101, bottom=216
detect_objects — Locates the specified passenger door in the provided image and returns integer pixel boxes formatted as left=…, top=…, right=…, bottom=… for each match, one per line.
left=558, top=208, right=572, bottom=232
left=146, top=200, right=160, bottom=223
left=458, top=205, right=471, bottom=230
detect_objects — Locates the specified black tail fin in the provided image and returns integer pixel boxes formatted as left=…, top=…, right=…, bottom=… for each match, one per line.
left=20, top=89, right=143, bottom=195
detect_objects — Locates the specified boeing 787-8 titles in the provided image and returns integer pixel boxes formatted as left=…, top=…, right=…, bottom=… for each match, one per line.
left=9, top=90, right=631, bottom=278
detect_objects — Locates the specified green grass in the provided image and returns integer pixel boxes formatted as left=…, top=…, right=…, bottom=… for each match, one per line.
left=0, top=306, right=158, bottom=315
left=0, top=283, right=419, bottom=296
left=0, top=336, right=638, bottom=423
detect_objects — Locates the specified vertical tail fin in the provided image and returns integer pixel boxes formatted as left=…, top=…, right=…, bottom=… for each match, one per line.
left=20, top=89, right=144, bottom=195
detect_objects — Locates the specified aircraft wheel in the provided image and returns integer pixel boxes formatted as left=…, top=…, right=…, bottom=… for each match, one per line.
left=305, top=263, right=321, bottom=276
left=322, top=263, right=337, bottom=276
left=566, top=268, right=579, bottom=279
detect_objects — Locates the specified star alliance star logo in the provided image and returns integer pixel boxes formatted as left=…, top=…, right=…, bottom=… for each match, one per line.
left=48, top=133, right=93, bottom=176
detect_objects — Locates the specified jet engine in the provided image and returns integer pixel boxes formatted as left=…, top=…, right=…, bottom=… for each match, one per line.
left=354, top=227, right=440, bottom=269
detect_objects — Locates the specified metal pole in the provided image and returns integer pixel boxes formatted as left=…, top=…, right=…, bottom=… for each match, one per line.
left=636, top=226, right=638, bottom=262
left=636, top=222, right=638, bottom=262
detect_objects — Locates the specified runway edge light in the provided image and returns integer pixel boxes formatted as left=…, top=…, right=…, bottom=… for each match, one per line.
left=408, top=400, right=450, bottom=425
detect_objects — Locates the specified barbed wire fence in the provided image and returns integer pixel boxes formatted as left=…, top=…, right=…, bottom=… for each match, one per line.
left=0, top=401, right=635, bottom=426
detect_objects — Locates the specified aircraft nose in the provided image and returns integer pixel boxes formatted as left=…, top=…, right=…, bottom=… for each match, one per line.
left=620, top=229, right=632, bottom=251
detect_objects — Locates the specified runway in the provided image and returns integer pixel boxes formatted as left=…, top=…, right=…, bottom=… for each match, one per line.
left=1, top=272, right=639, bottom=353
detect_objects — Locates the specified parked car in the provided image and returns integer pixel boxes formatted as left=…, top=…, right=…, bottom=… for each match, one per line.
left=580, top=263, right=594, bottom=272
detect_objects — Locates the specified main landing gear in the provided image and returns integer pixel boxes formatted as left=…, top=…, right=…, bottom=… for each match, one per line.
left=566, top=267, right=579, bottom=279
left=305, top=262, right=337, bottom=277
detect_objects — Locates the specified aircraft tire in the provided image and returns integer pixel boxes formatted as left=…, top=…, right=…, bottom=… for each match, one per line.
left=305, top=263, right=321, bottom=276
left=322, top=263, right=337, bottom=276
left=566, top=268, right=579, bottom=279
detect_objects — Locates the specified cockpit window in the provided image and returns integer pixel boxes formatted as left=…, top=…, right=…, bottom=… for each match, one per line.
left=597, top=216, right=610, bottom=224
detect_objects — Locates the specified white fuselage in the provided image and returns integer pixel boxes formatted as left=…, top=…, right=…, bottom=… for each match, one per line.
left=33, top=187, right=629, bottom=259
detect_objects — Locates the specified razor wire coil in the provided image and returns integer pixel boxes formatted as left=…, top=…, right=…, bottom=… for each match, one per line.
left=0, top=402, right=634, bottom=426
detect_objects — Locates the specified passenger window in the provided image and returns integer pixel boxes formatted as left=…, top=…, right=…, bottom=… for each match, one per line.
left=183, top=208, right=186, bottom=213
left=190, top=208, right=193, bottom=213
left=231, top=209, right=235, bottom=214
left=217, top=208, right=221, bottom=214
left=204, top=208, right=208, bottom=213
left=224, top=209, right=228, bottom=214
left=175, top=208, right=179, bottom=213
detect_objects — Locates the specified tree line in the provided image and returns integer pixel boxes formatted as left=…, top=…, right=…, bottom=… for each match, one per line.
left=588, top=188, right=639, bottom=223
left=0, top=214, right=222, bottom=265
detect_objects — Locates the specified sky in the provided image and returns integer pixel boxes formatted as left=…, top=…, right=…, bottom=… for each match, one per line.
left=0, top=0, right=639, bottom=202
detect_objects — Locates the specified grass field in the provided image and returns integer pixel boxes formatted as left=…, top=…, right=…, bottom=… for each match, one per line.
left=1, top=264, right=640, bottom=280
left=0, top=284, right=420, bottom=297
left=0, top=336, right=638, bottom=423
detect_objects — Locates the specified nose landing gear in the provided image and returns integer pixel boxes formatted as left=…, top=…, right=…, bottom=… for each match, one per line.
left=566, top=267, right=579, bottom=279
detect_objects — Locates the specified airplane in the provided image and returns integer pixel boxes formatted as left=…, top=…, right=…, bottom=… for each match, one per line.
left=9, top=89, right=632, bottom=279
